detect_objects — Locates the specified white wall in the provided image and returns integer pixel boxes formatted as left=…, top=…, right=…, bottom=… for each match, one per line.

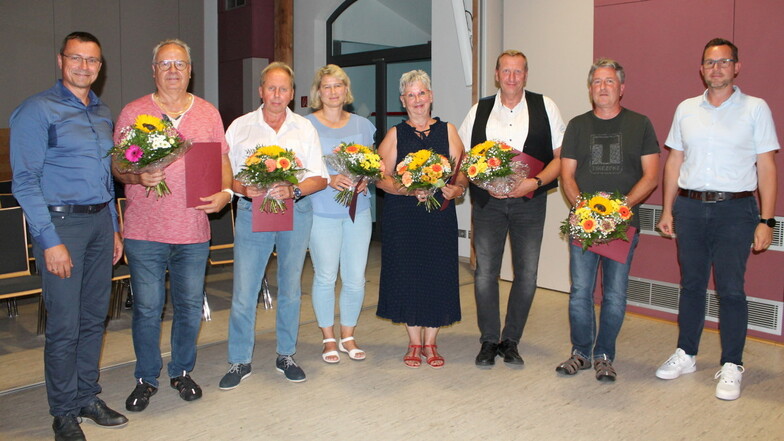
left=500, top=0, right=594, bottom=292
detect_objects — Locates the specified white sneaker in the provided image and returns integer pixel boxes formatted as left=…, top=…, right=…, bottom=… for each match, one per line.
left=715, top=362, right=744, bottom=401
left=655, top=348, right=696, bottom=379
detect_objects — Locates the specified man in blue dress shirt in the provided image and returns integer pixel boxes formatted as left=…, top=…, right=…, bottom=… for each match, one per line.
left=10, top=32, right=128, bottom=441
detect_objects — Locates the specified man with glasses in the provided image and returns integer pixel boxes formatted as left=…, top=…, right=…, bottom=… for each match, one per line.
left=655, top=38, right=779, bottom=400
left=10, top=31, right=127, bottom=440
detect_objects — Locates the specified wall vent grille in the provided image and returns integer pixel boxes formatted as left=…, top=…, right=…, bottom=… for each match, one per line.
left=627, top=277, right=782, bottom=336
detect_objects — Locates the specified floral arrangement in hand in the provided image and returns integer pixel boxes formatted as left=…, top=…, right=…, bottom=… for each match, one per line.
left=394, top=148, right=453, bottom=212
left=560, top=191, right=633, bottom=250
left=323, top=142, right=383, bottom=206
left=110, top=114, right=192, bottom=198
left=234, top=145, right=306, bottom=213
left=461, top=140, right=529, bottom=194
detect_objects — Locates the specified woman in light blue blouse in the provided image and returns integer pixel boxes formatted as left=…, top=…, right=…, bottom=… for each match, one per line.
left=306, top=65, right=376, bottom=364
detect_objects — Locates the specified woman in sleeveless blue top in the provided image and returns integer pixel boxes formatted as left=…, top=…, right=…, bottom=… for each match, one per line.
left=376, top=70, right=468, bottom=368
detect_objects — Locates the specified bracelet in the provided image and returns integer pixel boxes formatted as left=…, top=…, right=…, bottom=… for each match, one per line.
left=221, top=188, right=235, bottom=199
left=457, top=184, right=466, bottom=197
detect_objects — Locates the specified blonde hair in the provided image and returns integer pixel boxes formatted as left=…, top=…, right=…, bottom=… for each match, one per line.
left=495, top=49, right=527, bottom=71
left=309, top=64, right=354, bottom=110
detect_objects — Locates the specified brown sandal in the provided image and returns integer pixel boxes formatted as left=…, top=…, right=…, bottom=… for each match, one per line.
left=404, top=345, right=422, bottom=368
left=555, top=353, right=591, bottom=375
left=594, top=357, right=617, bottom=382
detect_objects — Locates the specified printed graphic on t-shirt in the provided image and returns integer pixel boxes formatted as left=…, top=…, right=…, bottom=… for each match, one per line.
left=590, top=133, right=622, bottom=174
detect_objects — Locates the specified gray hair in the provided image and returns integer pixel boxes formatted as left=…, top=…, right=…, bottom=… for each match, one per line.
left=399, top=70, right=431, bottom=95
left=261, top=61, right=295, bottom=88
left=152, top=39, right=191, bottom=63
left=588, top=58, right=625, bottom=86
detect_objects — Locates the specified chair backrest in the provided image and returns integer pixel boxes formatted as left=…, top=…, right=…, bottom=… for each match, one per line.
left=208, top=203, right=235, bottom=249
left=0, top=206, right=31, bottom=278
left=0, top=193, right=19, bottom=208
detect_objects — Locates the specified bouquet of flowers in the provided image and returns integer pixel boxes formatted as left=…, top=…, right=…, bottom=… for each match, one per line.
left=109, top=114, right=192, bottom=198
left=560, top=190, right=633, bottom=250
left=462, top=140, right=529, bottom=194
left=323, top=142, right=383, bottom=206
left=234, top=145, right=306, bottom=213
left=394, top=149, right=453, bottom=212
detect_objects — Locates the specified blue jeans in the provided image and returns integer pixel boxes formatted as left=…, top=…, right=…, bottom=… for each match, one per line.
left=34, top=207, right=113, bottom=416
left=472, top=194, right=546, bottom=343
left=228, top=196, right=313, bottom=362
left=310, top=209, right=372, bottom=328
left=568, top=233, right=639, bottom=362
left=125, top=239, right=209, bottom=387
left=673, top=195, right=758, bottom=366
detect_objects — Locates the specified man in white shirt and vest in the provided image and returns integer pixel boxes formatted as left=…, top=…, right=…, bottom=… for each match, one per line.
left=655, top=38, right=779, bottom=401
left=458, top=50, right=566, bottom=367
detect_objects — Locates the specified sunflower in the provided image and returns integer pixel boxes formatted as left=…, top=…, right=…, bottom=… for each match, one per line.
left=257, top=145, right=285, bottom=157
left=134, top=114, right=165, bottom=133
left=588, top=195, right=613, bottom=215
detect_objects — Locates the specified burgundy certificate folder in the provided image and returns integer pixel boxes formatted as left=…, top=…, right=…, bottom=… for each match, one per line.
left=512, top=151, right=545, bottom=199
left=252, top=198, right=294, bottom=232
left=572, top=226, right=637, bottom=264
left=185, top=142, right=221, bottom=208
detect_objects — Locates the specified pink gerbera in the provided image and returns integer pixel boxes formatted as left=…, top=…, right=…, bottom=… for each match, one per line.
left=125, top=145, right=143, bottom=162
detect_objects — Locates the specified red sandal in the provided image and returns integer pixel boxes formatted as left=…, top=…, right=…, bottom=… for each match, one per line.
left=404, top=345, right=422, bottom=368
left=423, top=345, right=444, bottom=369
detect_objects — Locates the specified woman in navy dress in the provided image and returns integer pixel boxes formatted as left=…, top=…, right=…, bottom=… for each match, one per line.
left=376, top=70, right=467, bottom=368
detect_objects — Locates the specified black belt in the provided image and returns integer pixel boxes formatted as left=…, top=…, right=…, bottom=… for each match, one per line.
left=678, top=189, right=753, bottom=203
left=48, top=202, right=108, bottom=214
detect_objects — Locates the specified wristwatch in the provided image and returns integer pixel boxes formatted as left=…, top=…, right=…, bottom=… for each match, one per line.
left=760, top=218, right=777, bottom=228
left=292, top=185, right=303, bottom=200
left=533, top=176, right=543, bottom=188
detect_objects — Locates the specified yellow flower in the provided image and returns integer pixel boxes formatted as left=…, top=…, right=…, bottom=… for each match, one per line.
left=588, top=195, right=612, bottom=215
left=257, top=145, right=285, bottom=157
left=575, top=207, right=592, bottom=219
left=135, top=114, right=165, bottom=132
left=470, top=140, right=495, bottom=156
left=245, top=155, right=262, bottom=166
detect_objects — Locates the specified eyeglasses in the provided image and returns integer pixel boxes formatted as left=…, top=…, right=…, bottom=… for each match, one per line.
left=702, top=58, right=735, bottom=68
left=62, top=54, right=102, bottom=67
left=154, top=60, right=189, bottom=71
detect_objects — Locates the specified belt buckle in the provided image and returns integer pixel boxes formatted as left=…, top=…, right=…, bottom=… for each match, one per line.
left=701, top=191, right=717, bottom=203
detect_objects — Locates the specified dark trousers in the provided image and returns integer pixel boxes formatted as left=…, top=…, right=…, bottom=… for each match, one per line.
left=472, top=194, right=546, bottom=343
left=673, top=195, right=758, bottom=366
left=33, top=207, right=114, bottom=416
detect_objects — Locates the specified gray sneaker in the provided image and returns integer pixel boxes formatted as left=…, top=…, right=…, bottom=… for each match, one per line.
left=219, top=363, right=252, bottom=390
left=275, top=355, right=306, bottom=382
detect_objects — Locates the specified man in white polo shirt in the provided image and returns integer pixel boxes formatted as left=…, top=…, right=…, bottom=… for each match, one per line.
left=655, top=38, right=779, bottom=401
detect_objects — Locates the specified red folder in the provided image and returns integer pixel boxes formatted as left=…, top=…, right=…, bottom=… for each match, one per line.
left=185, top=142, right=222, bottom=208
left=512, top=151, right=545, bottom=199
left=252, top=198, right=294, bottom=232
left=572, top=226, right=637, bottom=264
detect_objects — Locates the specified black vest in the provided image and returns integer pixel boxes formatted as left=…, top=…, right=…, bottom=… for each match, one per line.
left=469, top=91, right=556, bottom=207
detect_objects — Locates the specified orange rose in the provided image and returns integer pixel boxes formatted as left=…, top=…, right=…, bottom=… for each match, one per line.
left=345, top=144, right=359, bottom=154
left=277, top=157, right=291, bottom=170
left=581, top=218, right=596, bottom=233
left=264, top=158, right=277, bottom=172
left=487, top=157, right=501, bottom=168
left=431, top=163, right=443, bottom=173
left=401, top=171, right=413, bottom=187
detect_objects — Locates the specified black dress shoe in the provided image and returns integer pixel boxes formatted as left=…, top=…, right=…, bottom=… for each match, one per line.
left=475, top=341, right=499, bottom=366
left=79, top=398, right=129, bottom=427
left=53, top=415, right=85, bottom=441
left=497, top=339, right=524, bottom=365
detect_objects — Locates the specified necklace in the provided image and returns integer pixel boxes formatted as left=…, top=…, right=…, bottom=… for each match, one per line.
left=153, top=93, right=193, bottom=118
